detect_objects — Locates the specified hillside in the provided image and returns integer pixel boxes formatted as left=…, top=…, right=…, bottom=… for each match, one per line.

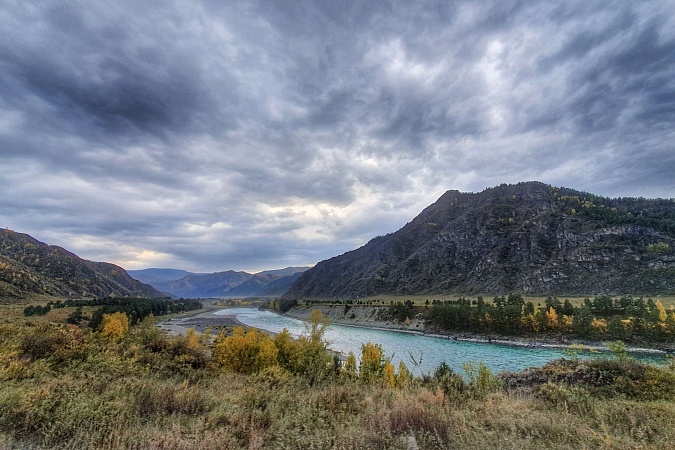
left=0, top=229, right=163, bottom=299
left=285, top=182, right=675, bottom=298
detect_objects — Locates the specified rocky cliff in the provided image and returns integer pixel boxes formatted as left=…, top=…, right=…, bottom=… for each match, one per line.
left=285, top=182, right=675, bottom=298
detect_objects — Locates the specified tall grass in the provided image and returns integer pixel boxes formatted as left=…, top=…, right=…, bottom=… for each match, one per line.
left=1, top=304, right=675, bottom=449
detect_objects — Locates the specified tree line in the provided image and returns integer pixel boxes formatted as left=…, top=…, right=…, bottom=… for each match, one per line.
left=24, top=297, right=202, bottom=330
left=425, top=294, right=675, bottom=343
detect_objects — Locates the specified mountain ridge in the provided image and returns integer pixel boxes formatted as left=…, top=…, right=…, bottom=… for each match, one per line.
left=127, top=268, right=203, bottom=284
left=0, top=229, right=163, bottom=299
left=284, top=182, right=675, bottom=298
left=148, top=267, right=311, bottom=298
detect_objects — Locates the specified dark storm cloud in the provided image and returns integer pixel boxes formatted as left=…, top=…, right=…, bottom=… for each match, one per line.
left=1, top=0, right=673, bottom=272
left=1, top=5, right=213, bottom=142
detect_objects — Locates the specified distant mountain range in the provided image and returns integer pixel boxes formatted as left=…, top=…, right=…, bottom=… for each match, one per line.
left=131, top=267, right=311, bottom=298
left=285, top=182, right=675, bottom=298
left=127, top=268, right=204, bottom=284
left=0, top=229, right=163, bottom=299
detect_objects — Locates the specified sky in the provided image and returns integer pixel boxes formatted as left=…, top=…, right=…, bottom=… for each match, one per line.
left=1, top=0, right=674, bottom=273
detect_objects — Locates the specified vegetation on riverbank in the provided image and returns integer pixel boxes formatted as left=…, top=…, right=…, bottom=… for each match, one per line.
left=2, top=299, right=675, bottom=449
left=286, top=294, right=675, bottom=350
left=427, top=294, right=675, bottom=346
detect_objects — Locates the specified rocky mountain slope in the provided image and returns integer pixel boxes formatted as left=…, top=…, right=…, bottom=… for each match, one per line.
left=285, top=182, right=675, bottom=298
left=0, top=229, right=164, bottom=299
left=150, top=267, right=310, bottom=298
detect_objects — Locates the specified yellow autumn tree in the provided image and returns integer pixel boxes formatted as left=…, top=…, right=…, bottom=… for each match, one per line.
left=271, top=313, right=333, bottom=383
left=397, top=360, right=412, bottom=389
left=590, top=317, right=608, bottom=334
left=185, top=327, right=202, bottom=351
left=546, top=307, right=559, bottom=331
left=383, top=361, right=396, bottom=388
left=213, top=327, right=278, bottom=374
left=655, top=300, right=668, bottom=323
left=667, top=312, right=675, bottom=333
left=100, top=312, right=129, bottom=340
left=305, top=309, right=330, bottom=345
left=343, top=351, right=357, bottom=378
left=273, top=328, right=299, bottom=373
left=561, top=314, right=574, bottom=334
left=521, top=313, right=539, bottom=335
left=359, top=342, right=384, bottom=384
left=167, top=327, right=211, bottom=368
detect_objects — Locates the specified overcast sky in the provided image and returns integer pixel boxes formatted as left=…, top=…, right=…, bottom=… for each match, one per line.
left=1, top=1, right=674, bottom=273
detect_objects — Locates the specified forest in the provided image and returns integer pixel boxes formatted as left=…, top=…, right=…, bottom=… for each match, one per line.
left=400, top=294, right=675, bottom=345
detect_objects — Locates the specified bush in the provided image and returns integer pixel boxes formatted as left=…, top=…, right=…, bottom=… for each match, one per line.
left=20, top=323, right=85, bottom=363
left=213, top=327, right=278, bottom=374
left=166, top=328, right=210, bottom=369
left=463, top=361, right=502, bottom=399
left=536, top=382, right=595, bottom=415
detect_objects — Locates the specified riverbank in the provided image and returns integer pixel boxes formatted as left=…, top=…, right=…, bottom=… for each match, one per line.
left=284, top=304, right=669, bottom=356
left=156, top=307, right=244, bottom=336
left=158, top=303, right=669, bottom=356
left=3, top=298, right=675, bottom=449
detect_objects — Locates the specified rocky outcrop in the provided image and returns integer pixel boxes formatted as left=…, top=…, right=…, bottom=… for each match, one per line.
left=285, top=182, right=675, bottom=298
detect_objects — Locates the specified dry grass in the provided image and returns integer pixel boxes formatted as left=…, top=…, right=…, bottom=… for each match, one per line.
left=2, top=300, right=675, bottom=449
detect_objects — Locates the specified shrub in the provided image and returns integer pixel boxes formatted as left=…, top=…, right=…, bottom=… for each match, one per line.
left=536, top=382, right=594, bottom=415
left=397, top=361, right=412, bottom=389
left=388, top=399, right=448, bottom=440
left=607, top=340, right=627, bottom=361
left=213, top=327, right=278, bottom=374
left=463, top=361, right=502, bottom=398
left=19, top=323, right=85, bottom=363
left=99, top=312, right=129, bottom=340
left=167, top=328, right=210, bottom=369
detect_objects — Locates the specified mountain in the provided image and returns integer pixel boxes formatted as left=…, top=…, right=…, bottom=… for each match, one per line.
left=0, top=229, right=164, bottom=299
left=225, top=273, right=281, bottom=298
left=257, top=266, right=312, bottom=277
left=261, top=271, right=305, bottom=296
left=148, top=266, right=309, bottom=298
left=127, top=268, right=199, bottom=284
left=284, top=182, right=675, bottom=298
left=151, top=271, right=251, bottom=298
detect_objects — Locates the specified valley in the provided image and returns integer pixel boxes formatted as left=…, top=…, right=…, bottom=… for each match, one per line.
left=2, top=181, right=675, bottom=449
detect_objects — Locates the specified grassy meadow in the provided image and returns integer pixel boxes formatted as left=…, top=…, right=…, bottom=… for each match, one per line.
left=1, top=298, right=675, bottom=449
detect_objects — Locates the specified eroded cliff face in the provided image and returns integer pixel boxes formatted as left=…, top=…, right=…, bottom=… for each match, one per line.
left=285, top=182, right=675, bottom=298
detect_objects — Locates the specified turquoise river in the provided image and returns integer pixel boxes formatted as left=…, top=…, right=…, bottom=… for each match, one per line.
left=214, top=308, right=665, bottom=376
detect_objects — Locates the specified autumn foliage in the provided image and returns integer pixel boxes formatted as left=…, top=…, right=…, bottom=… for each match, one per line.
left=213, top=327, right=278, bottom=374
left=100, top=311, right=129, bottom=340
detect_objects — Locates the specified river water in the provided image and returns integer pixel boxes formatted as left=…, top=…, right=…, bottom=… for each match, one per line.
left=214, top=307, right=663, bottom=376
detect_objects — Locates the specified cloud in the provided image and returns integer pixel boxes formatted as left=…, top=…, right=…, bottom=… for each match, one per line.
left=1, top=0, right=674, bottom=272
